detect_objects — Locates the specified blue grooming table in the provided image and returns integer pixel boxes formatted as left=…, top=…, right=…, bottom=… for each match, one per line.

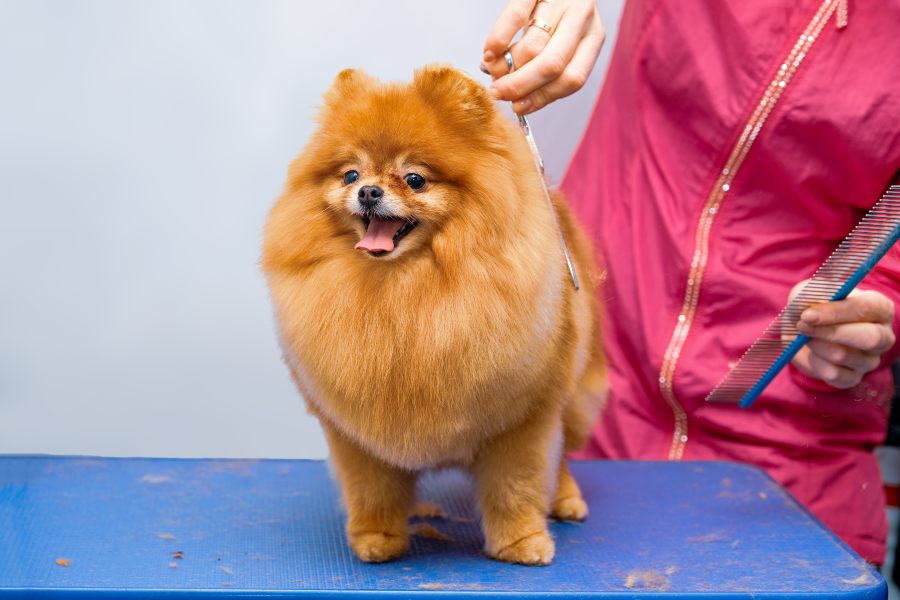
left=0, top=457, right=886, bottom=599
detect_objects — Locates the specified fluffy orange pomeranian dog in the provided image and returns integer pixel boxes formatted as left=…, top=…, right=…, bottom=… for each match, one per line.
left=262, top=65, right=605, bottom=565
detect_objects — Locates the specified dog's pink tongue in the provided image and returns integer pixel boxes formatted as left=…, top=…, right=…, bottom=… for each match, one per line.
left=355, top=217, right=405, bottom=252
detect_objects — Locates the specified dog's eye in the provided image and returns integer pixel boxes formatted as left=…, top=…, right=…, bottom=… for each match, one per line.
left=342, top=170, right=359, bottom=185
left=404, top=173, right=426, bottom=191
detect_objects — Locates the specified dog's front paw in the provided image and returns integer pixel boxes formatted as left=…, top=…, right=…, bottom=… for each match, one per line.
left=490, top=530, right=555, bottom=566
left=551, top=495, right=589, bottom=522
left=350, top=531, right=409, bottom=563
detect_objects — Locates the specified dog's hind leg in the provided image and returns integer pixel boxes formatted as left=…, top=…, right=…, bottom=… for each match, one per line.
left=550, top=458, right=588, bottom=521
left=550, top=376, right=605, bottom=522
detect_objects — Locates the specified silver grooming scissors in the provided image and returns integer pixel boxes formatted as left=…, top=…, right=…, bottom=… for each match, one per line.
left=503, top=50, right=580, bottom=290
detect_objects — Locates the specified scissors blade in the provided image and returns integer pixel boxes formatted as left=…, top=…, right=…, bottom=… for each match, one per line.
left=513, top=99, right=580, bottom=289
left=502, top=49, right=579, bottom=290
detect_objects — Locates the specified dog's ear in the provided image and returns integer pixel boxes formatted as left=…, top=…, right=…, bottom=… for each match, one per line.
left=413, top=65, right=494, bottom=124
left=324, top=68, right=376, bottom=105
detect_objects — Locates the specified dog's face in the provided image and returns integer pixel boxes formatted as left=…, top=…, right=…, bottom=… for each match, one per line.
left=287, top=66, right=503, bottom=262
left=325, top=148, right=442, bottom=259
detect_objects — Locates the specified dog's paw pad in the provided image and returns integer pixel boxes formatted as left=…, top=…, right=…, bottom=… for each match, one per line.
left=350, top=532, right=408, bottom=563
left=551, top=495, right=589, bottom=522
left=493, top=531, right=555, bottom=566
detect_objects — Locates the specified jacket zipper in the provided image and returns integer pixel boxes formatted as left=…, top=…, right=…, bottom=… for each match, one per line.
left=657, top=0, right=849, bottom=461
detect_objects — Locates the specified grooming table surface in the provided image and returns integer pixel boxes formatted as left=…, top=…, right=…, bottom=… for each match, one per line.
left=0, top=457, right=885, bottom=599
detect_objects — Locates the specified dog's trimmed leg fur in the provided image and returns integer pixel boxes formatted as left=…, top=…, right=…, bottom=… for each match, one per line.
left=323, top=423, right=416, bottom=563
left=473, top=408, right=562, bottom=566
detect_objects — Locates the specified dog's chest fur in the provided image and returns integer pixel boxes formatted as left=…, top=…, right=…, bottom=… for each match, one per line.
left=274, top=254, right=570, bottom=468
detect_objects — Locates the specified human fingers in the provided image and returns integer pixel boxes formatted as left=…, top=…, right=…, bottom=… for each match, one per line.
left=490, top=1, right=595, bottom=102
left=792, top=346, right=862, bottom=389
left=485, top=1, right=561, bottom=79
left=800, top=289, right=894, bottom=326
left=483, top=0, right=537, bottom=67
left=511, top=11, right=604, bottom=113
left=796, top=320, right=896, bottom=355
left=805, top=339, right=880, bottom=373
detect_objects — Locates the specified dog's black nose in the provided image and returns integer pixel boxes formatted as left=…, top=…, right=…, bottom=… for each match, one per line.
left=358, top=185, right=383, bottom=208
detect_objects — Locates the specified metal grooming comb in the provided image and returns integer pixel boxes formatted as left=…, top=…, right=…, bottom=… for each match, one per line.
left=707, top=185, right=900, bottom=407
left=502, top=50, right=580, bottom=290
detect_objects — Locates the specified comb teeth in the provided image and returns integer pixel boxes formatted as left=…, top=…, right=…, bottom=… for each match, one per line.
left=706, top=185, right=900, bottom=407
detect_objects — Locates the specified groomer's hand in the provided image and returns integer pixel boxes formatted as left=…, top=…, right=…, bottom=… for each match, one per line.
left=789, top=279, right=896, bottom=388
left=482, top=0, right=604, bottom=114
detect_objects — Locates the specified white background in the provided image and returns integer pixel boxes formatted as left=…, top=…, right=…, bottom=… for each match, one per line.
left=0, top=1, right=624, bottom=458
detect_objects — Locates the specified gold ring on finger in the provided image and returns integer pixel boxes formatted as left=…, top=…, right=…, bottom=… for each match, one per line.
left=528, top=18, right=554, bottom=35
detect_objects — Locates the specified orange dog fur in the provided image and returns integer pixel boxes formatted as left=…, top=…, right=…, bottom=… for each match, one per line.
left=262, top=65, right=605, bottom=565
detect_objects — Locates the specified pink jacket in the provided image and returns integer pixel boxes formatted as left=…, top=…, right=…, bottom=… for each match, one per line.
left=562, top=0, right=900, bottom=564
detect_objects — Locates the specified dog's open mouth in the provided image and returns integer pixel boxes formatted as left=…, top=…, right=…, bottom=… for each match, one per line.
left=354, top=215, right=418, bottom=256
